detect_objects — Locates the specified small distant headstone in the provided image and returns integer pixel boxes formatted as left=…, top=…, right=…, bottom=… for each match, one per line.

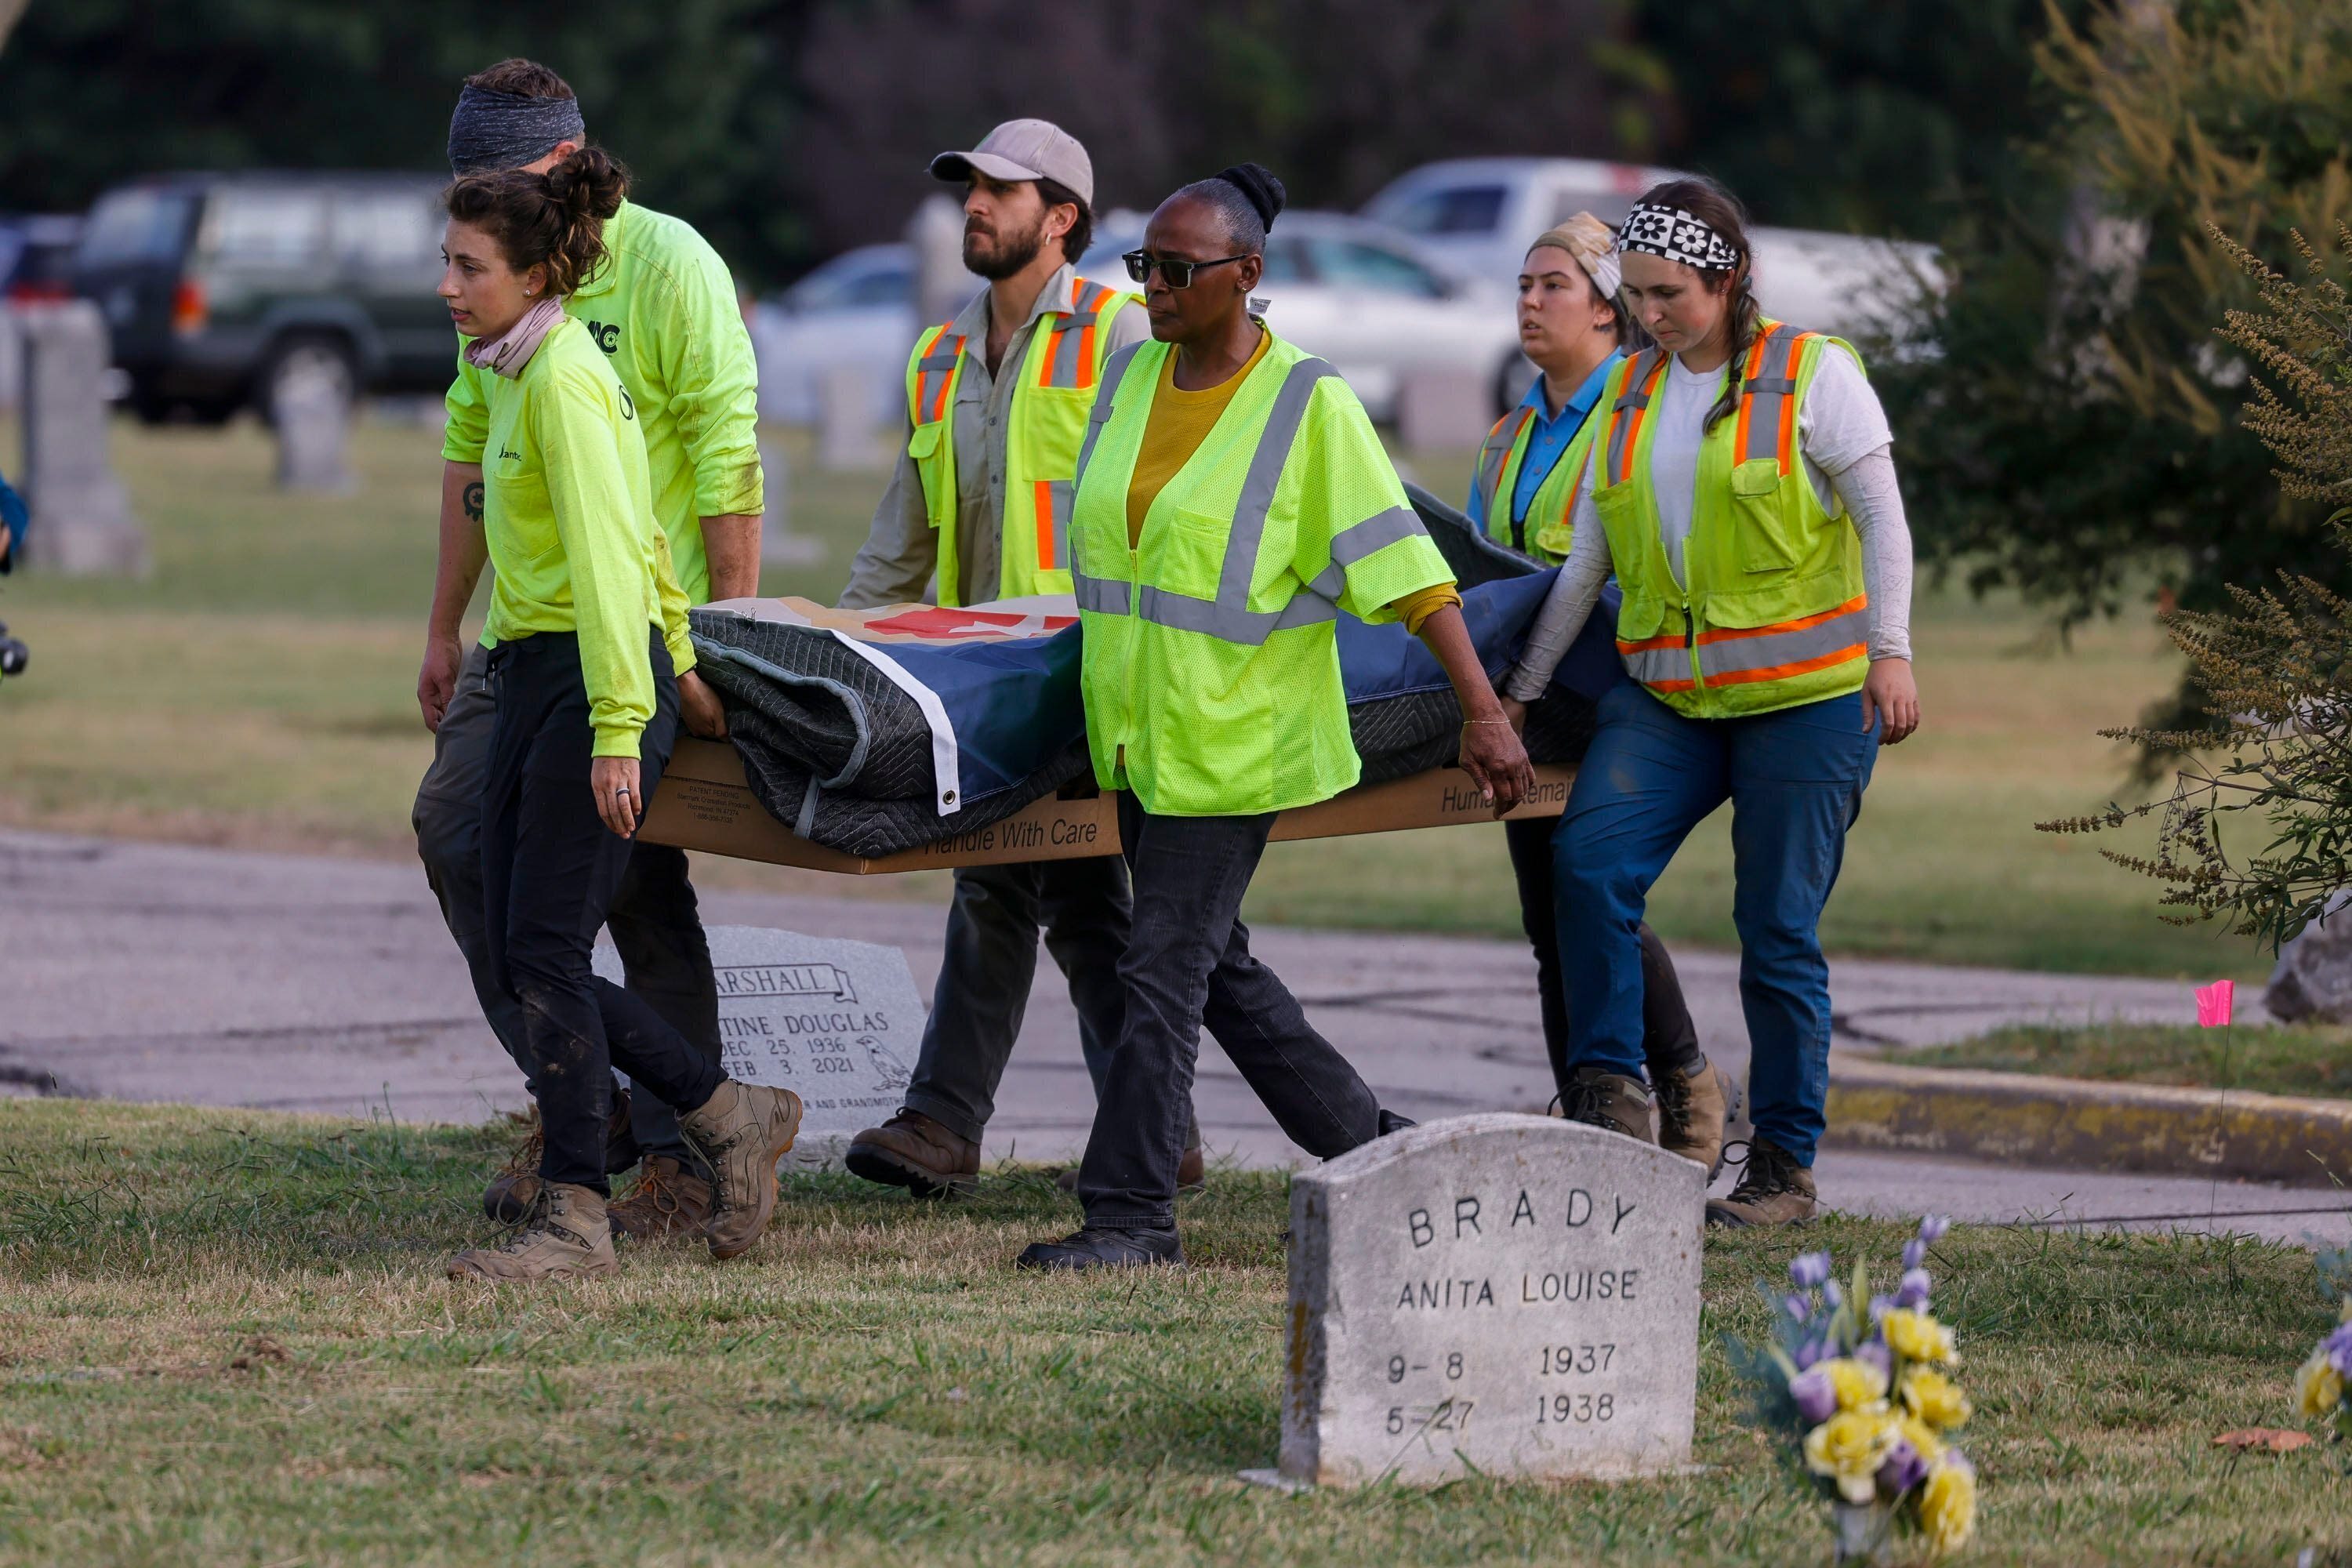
left=1396, top=364, right=1497, bottom=452
left=0, top=312, right=21, bottom=414
left=2266, top=889, right=2350, bottom=1023
left=594, top=923, right=921, bottom=1169
left=1268, top=1113, right=1703, bottom=1490
left=273, top=360, right=356, bottom=494
left=906, top=193, right=972, bottom=327
left=17, top=300, right=147, bottom=577
left=755, top=434, right=823, bottom=568
left=817, top=363, right=887, bottom=472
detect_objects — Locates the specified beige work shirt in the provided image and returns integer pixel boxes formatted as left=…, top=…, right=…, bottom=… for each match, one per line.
left=838, top=263, right=1149, bottom=610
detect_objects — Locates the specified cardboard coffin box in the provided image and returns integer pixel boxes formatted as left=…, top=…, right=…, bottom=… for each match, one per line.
left=641, top=738, right=1573, bottom=874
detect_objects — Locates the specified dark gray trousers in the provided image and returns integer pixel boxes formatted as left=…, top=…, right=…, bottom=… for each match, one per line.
left=413, top=641, right=717, bottom=1178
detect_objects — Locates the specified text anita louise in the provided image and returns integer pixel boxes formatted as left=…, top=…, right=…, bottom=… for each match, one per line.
left=1396, top=1269, right=1644, bottom=1310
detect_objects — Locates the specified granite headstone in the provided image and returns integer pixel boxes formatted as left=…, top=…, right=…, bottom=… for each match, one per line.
left=17, top=301, right=147, bottom=577
left=1272, top=1112, right=1704, bottom=1489
left=273, top=358, right=357, bottom=495
left=593, top=924, right=922, bottom=1169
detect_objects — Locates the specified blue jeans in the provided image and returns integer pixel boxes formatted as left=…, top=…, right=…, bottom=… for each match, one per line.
left=1554, top=682, right=1878, bottom=1164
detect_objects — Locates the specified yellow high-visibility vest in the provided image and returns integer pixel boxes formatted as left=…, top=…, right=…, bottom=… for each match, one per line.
left=902, top=277, right=1138, bottom=604
left=1592, top=321, right=1870, bottom=718
left=1468, top=374, right=1612, bottom=564
left=1069, top=328, right=1454, bottom=816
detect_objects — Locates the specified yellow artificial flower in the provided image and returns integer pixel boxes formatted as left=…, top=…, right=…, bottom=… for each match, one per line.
left=1900, top=1366, right=1973, bottom=1430
left=1917, top=1459, right=1977, bottom=1555
left=1803, top=1410, right=1896, bottom=1504
left=1821, top=1356, right=1891, bottom=1413
left=2296, top=1353, right=2345, bottom=1419
left=1883, top=1308, right=1958, bottom=1367
left=1894, top=1412, right=1946, bottom=1466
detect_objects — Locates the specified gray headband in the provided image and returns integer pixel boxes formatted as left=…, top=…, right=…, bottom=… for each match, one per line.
left=447, top=85, right=586, bottom=176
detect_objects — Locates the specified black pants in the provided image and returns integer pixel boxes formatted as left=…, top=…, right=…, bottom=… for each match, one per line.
left=479, top=630, right=724, bottom=1194
left=1076, top=795, right=1381, bottom=1229
left=415, top=642, right=720, bottom=1178
left=904, top=858, right=1135, bottom=1145
left=1504, top=815, right=1703, bottom=1097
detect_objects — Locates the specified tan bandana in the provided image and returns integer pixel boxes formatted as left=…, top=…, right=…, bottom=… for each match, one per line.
left=463, top=296, right=566, bottom=379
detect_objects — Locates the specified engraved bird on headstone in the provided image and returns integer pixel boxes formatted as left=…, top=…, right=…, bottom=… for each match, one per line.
left=860, top=1037, right=911, bottom=1091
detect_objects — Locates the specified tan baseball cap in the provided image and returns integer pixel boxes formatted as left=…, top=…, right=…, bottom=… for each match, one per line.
left=930, top=118, right=1094, bottom=210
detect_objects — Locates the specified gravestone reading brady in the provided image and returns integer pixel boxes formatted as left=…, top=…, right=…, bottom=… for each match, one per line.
left=1270, top=1112, right=1704, bottom=1489
left=593, top=924, right=920, bottom=1170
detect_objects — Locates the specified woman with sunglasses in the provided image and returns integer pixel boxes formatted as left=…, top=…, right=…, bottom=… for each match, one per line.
left=1498, top=176, right=1920, bottom=1229
left=1016, top=162, right=1534, bottom=1271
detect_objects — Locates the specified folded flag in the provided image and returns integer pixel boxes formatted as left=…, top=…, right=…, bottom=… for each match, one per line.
left=2195, top=978, right=2234, bottom=1029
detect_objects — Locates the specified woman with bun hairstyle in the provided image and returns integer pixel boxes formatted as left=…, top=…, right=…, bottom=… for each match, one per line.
left=1499, top=177, right=1920, bottom=1227
left=1470, top=214, right=1732, bottom=1178
left=435, top=150, right=803, bottom=1282
left=1017, top=163, right=1534, bottom=1272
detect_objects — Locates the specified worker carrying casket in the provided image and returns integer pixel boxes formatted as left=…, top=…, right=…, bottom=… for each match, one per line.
left=837, top=120, right=1210, bottom=1198
left=1014, top=163, right=1534, bottom=1271
left=1468, top=215, right=1736, bottom=1177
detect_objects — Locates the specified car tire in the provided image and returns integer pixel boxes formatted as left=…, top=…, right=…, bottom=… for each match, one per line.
left=256, top=333, right=358, bottom=427
left=1494, top=352, right=1537, bottom=418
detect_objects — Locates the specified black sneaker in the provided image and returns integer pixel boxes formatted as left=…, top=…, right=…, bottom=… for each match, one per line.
left=1705, top=1138, right=1819, bottom=1228
left=1015, top=1225, right=1184, bottom=1272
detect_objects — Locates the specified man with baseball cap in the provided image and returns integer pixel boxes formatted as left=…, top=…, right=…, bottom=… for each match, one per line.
left=839, top=120, right=1204, bottom=1198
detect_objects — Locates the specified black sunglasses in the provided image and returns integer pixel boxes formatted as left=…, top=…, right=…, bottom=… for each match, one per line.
left=1123, top=250, right=1248, bottom=289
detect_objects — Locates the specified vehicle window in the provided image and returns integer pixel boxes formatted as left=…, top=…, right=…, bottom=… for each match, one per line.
left=840, top=267, right=913, bottom=308
left=1308, top=239, right=1443, bottom=299
left=78, top=189, right=194, bottom=267
left=203, top=191, right=327, bottom=267
left=334, top=192, right=437, bottom=270
left=1384, top=184, right=1508, bottom=238
left=1553, top=192, right=1634, bottom=229
left=1261, top=238, right=1307, bottom=285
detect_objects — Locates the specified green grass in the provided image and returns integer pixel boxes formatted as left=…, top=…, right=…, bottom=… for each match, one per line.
left=1903, top=1021, right=2352, bottom=1100
left=0, top=411, right=2264, bottom=975
left=0, top=1099, right=2344, bottom=1566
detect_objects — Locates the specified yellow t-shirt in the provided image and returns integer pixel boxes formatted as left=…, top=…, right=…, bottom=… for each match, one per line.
left=1124, top=328, right=1458, bottom=632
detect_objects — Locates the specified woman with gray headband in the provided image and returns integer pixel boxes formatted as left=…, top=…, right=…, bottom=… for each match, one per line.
left=1498, top=176, right=1919, bottom=1229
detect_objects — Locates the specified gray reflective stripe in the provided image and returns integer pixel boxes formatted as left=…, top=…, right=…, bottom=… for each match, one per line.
left=1327, top=505, right=1425, bottom=567
left=1606, top=349, right=1667, bottom=484
left=1216, top=357, right=1339, bottom=608
left=1040, top=478, right=1073, bottom=569
left=1473, top=413, right=1524, bottom=521
left=1043, top=321, right=1087, bottom=387
left=1694, top=602, right=1868, bottom=681
left=1739, top=328, right=1803, bottom=466
left=1619, top=645, right=1690, bottom=687
left=1073, top=568, right=1131, bottom=614
left=913, top=329, right=964, bottom=424
left=1130, top=586, right=1334, bottom=644
left=1073, top=342, right=1144, bottom=490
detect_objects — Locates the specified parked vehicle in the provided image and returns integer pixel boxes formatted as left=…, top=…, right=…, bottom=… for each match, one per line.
left=0, top=215, right=85, bottom=306
left=1364, top=157, right=1942, bottom=347
left=751, top=210, right=1525, bottom=426
left=71, top=172, right=455, bottom=423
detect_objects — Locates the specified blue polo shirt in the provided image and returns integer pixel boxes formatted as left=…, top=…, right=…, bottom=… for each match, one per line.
left=1465, top=352, right=1621, bottom=539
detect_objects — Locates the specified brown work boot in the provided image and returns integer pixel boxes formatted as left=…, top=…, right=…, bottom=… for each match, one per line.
left=1706, top=1138, right=1818, bottom=1228
left=481, top=1092, right=637, bottom=1223
left=608, top=1155, right=714, bottom=1241
left=680, top=1080, right=803, bottom=1261
left=845, top=1109, right=980, bottom=1200
left=1654, top=1057, right=1740, bottom=1179
left=447, top=1182, right=619, bottom=1283
left=1555, top=1066, right=1658, bottom=1145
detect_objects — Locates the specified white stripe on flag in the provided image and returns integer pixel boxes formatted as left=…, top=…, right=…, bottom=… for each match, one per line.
left=829, top=630, right=964, bottom=816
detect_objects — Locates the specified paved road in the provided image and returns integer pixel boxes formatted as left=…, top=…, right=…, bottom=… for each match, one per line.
left=4, top=828, right=2343, bottom=1247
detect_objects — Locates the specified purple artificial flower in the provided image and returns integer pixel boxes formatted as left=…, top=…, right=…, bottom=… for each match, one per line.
left=1895, top=1269, right=1933, bottom=1309
left=1903, top=1238, right=1928, bottom=1271
left=1793, top=1336, right=1830, bottom=1371
left=1918, top=1214, right=1951, bottom=1243
left=2328, top=1323, right=2352, bottom=1376
left=1878, top=1439, right=1932, bottom=1497
left=1944, top=1447, right=1975, bottom=1478
left=1868, top=1294, right=1893, bottom=1323
left=1790, top=1365, right=1838, bottom=1424
left=1824, top=1280, right=1846, bottom=1308
left=1784, top=1294, right=1813, bottom=1323
left=1791, top=1251, right=1834, bottom=1289
left=1854, top=1341, right=1893, bottom=1381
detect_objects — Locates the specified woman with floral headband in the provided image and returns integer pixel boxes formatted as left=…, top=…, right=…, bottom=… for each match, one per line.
left=1497, top=176, right=1920, bottom=1228
left=1468, top=213, right=1734, bottom=1180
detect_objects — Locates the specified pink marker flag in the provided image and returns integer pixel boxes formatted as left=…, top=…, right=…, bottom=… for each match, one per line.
left=2195, top=978, right=2234, bottom=1029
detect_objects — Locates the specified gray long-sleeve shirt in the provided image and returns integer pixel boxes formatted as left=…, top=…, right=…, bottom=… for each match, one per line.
left=837, top=263, right=1149, bottom=610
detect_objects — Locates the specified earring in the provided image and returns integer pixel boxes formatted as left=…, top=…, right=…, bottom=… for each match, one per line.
left=524, top=288, right=535, bottom=296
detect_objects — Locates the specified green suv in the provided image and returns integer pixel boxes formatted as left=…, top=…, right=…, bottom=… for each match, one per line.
left=72, top=171, right=456, bottom=423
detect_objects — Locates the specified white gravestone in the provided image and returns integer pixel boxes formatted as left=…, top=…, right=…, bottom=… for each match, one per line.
left=18, top=300, right=147, bottom=577
left=273, top=359, right=356, bottom=495
left=594, top=924, right=920, bottom=1170
left=1272, top=1113, right=1703, bottom=1489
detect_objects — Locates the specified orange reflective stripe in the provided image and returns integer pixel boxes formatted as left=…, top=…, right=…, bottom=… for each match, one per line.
left=1701, top=644, right=1866, bottom=688
left=1034, top=478, right=1056, bottom=568
left=1693, top=593, right=1869, bottom=646
left=1615, top=631, right=1685, bottom=654
left=1777, top=332, right=1811, bottom=466
left=1617, top=354, right=1668, bottom=483
left=1075, top=318, right=1098, bottom=389
left=1731, top=331, right=1769, bottom=464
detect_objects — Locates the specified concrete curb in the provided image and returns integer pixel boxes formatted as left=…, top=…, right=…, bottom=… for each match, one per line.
left=1824, top=1057, right=2352, bottom=1189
